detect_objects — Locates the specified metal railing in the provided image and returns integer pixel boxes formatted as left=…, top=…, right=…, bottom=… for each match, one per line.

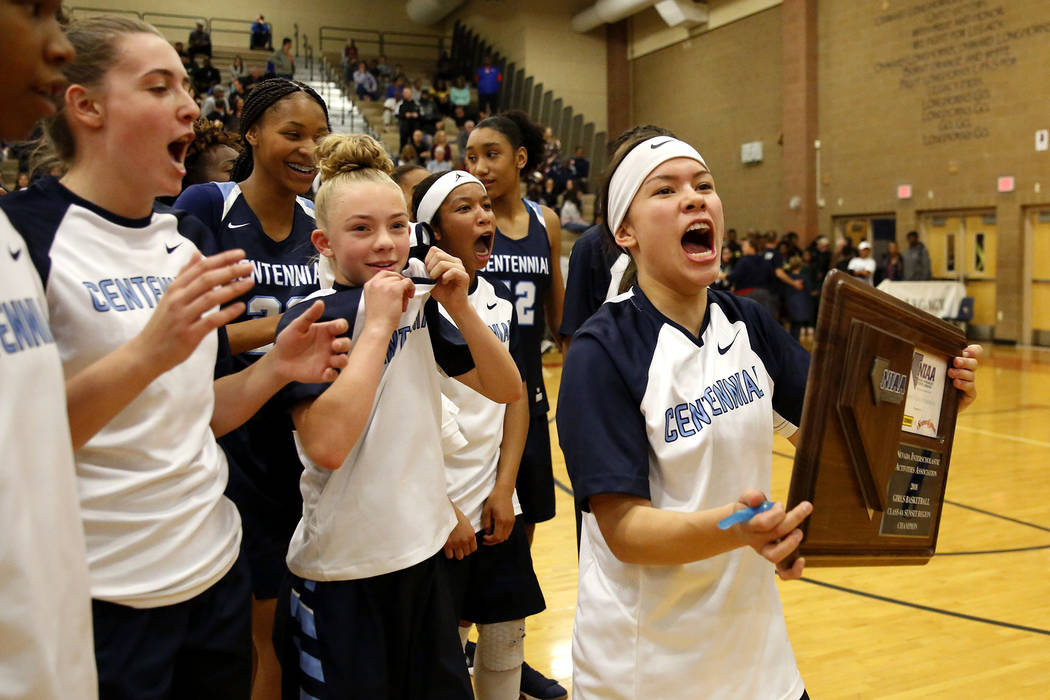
left=318, top=25, right=445, bottom=60
left=69, top=7, right=277, bottom=51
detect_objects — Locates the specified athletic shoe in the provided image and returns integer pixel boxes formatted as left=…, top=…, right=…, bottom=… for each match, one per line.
left=465, top=640, right=475, bottom=677
left=520, top=661, right=567, bottom=700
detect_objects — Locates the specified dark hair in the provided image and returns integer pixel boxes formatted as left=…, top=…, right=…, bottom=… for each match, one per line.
left=598, top=124, right=677, bottom=244
left=597, top=125, right=678, bottom=293
left=282, top=37, right=292, bottom=45
left=474, top=110, right=545, bottom=176
left=410, top=172, right=449, bottom=231
left=183, top=118, right=241, bottom=189
left=231, top=78, right=329, bottom=182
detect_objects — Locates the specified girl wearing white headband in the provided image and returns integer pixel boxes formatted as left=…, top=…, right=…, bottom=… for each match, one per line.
left=412, top=170, right=545, bottom=699
left=271, top=135, right=521, bottom=698
left=557, top=130, right=982, bottom=699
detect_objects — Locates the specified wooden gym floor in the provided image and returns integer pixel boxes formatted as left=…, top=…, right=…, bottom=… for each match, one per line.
left=517, top=343, right=1050, bottom=698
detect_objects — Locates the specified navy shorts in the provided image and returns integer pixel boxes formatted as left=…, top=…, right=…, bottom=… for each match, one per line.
left=92, top=557, right=252, bottom=700
left=442, top=516, right=546, bottom=624
left=274, top=553, right=473, bottom=700
left=515, top=413, right=556, bottom=523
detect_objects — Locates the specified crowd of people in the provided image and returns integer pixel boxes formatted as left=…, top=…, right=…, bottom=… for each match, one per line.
left=1, top=6, right=984, bottom=700
left=705, top=227, right=934, bottom=340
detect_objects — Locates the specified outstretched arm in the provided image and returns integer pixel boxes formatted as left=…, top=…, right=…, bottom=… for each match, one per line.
left=211, top=299, right=350, bottom=437
left=292, top=272, right=413, bottom=470
left=66, top=250, right=253, bottom=449
left=589, top=490, right=812, bottom=576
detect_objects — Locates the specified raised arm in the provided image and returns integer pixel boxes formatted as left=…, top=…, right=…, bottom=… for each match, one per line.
left=211, top=299, right=350, bottom=437
left=291, top=273, right=413, bottom=470
left=427, top=247, right=522, bottom=404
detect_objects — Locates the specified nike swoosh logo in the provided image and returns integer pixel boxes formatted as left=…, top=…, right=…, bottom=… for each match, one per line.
left=486, top=301, right=497, bottom=309
left=717, top=328, right=741, bottom=355
left=9, top=246, right=22, bottom=261
left=650, top=140, right=673, bottom=149
left=227, top=222, right=251, bottom=229
left=165, top=243, right=182, bottom=254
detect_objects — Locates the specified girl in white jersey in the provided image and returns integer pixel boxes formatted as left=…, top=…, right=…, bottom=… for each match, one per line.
left=0, top=2, right=97, bottom=696
left=411, top=170, right=546, bottom=699
left=1, top=16, right=351, bottom=699
left=556, top=129, right=982, bottom=699
left=273, top=134, right=521, bottom=699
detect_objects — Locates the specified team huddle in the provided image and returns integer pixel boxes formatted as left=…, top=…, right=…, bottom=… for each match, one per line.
left=2, top=8, right=983, bottom=700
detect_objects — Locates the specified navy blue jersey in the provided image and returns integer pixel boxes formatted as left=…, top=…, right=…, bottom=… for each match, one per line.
left=559, top=224, right=629, bottom=338
left=174, top=181, right=319, bottom=531
left=482, top=199, right=552, bottom=414
left=175, top=181, right=319, bottom=351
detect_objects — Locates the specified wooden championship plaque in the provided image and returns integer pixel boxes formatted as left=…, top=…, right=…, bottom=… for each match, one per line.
left=784, top=270, right=967, bottom=566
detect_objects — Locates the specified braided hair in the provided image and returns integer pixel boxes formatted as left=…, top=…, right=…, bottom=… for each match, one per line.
left=231, top=78, right=329, bottom=182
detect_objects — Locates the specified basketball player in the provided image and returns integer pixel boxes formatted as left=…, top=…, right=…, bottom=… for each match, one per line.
left=413, top=170, right=546, bottom=699
left=175, top=77, right=330, bottom=699
left=1, top=17, right=349, bottom=697
left=557, top=129, right=982, bottom=699
left=272, top=133, right=520, bottom=699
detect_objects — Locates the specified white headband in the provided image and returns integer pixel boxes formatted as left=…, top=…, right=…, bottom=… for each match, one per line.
left=607, top=137, right=707, bottom=236
left=415, top=170, right=485, bottom=225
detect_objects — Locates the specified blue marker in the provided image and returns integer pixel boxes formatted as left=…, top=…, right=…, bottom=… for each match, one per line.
left=718, top=500, right=775, bottom=530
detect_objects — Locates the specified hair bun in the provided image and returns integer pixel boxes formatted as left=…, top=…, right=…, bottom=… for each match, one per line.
left=316, top=133, right=394, bottom=182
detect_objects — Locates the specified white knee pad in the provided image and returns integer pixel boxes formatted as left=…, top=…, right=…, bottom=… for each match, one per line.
left=476, top=620, right=525, bottom=672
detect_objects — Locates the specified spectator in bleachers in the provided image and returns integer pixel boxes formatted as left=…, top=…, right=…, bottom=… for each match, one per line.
left=206, top=99, right=232, bottom=128
left=193, top=56, right=221, bottom=96
left=227, top=94, right=244, bottom=133
left=385, top=75, right=405, bottom=100
left=539, top=177, right=558, bottom=208
left=352, top=62, right=378, bottom=101
left=374, top=55, right=392, bottom=82
left=474, top=55, right=501, bottom=116
left=784, top=255, right=814, bottom=338
left=410, top=128, right=432, bottom=156
left=456, top=119, right=474, bottom=158
left=449, top=75, right=471, bottom=111
left=451, top=105, right=471, bottom=128
left=397, top=88, right=421, bottom=148
left=432, top=79, right=451, bottom=116
left=398, top=143, right=422, bottom=168
left=250, top=14, right=271, bottom=50
left=270, top=37, right=294, bottom=79
left=542, top=126, right=561, bottom=172
left=173, top=40, right=188, bottom=60
left=879, top=240, right=904, bottom=283
left=231, top=55, right=246, bottom=82
left=410, top=78, right=425, bottom=102
left=430, top=128, right=449, bottom=158
left=568, top=145, right=589, bottom=188
left=343, top=38, right=358, bottom=66
left=902, top=230, right=932, bottom=280
left=426, top=144, right=452, bottom=174
left=229, top=77, right=247, bottom=104
left=13, top=171, right=29, bottom=191
left=243, top=66, right=264, bottom=90
left=188, top=20, right=211, bottom=58
left=200, top=85, right=226, bottom=118
left=559, top=186, right=589, bottom=234
left=418, top=90, right=441, bottom=134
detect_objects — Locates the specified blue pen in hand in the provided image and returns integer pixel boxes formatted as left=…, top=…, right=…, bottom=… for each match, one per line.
left=717, top=500, right=775, bottom=530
